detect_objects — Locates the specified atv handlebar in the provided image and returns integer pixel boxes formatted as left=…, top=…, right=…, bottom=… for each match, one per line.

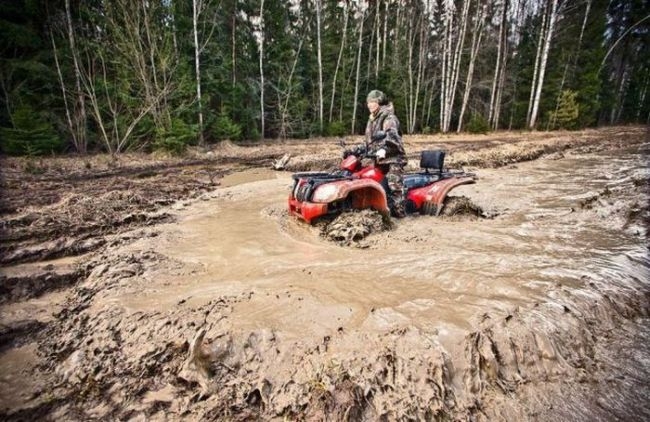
left=343, top=145, right=367, bottom=159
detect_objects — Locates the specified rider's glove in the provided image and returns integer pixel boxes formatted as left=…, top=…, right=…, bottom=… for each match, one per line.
left=376, top=148, right=386, bottom=159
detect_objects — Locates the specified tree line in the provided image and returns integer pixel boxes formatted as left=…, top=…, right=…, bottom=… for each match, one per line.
left=0, top=0, right=648, bottom=155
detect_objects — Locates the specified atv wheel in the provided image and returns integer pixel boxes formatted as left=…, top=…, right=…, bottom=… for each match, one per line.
left=321, top=209, right=388, bottom=245
left=420, top=201, right=438, bottom=216
left=440, top=196, right=483, bottom=217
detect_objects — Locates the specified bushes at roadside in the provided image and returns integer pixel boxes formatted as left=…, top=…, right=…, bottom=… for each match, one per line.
left=466, top=114, right=490, bottom=134
left=211, top=110, right=242, bottom=142
left=0, top=105, right=65, bottom=155
left=153, top=118, right=199, bottom=154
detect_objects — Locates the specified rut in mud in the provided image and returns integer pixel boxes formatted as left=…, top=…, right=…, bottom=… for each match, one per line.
left=0, top=127, right=649, bottom=421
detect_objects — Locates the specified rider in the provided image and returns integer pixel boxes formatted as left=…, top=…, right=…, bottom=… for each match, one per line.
left=364, top=90, right=407, bottom=218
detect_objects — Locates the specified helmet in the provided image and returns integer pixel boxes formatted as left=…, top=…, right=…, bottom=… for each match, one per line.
left=366, top=90, right=388, bottom=105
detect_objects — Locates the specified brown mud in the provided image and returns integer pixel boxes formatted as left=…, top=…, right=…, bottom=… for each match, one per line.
left=0, top=126, right=649, bottom=420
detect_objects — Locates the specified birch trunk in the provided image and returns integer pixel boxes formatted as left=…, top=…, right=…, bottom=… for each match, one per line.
left=529, top=0, right=558, bottom=129
left=411, top=15, right=426, bottom=133
left=382, top=0, right=388, bottom=66
left=406, top=20, right=415, bottom=132
left=488, top=0, right=507, bottom=128
left=192, top=0, right=204, bottom=145
left=258, top=0, right=265, bottom=139
left=315, top=0, right=324, bottom=133
left=440, top=0, right=462, bottom=133
left=439, top=9, right=451, bottom=132
left=365, top=4, right=377, bottom=83
left=232, top=9, right=237, bottom=86
left=445, top=0, right=470, bottom=132
left=526, top=2, right=547, bottom=126
left=491, top=0, right=509, bottom=130
left=50, top=30, right=77, bottom=151
left=329, top=2, right=349, bottom=122
left=351, top=7, right=365, bottom=133
left=576, top=0, right=591, bottom=59
left=457, top=0, right=484, bottom=132
left=493, top=50, right=507, bottom=129
left=64, top=0, right=87, bottom=153
left=375, top=2, right=381, bottom=81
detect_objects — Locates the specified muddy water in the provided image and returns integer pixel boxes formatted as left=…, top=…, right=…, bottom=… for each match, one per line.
left=105, top=146, right=648, bottom=353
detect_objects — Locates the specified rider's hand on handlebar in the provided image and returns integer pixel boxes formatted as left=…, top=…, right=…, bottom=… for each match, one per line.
left=376, top=148, right=386, bottom=159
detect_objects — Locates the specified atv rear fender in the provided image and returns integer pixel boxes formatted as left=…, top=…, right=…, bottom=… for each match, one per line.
left=409, top=176, right=475, bottom=215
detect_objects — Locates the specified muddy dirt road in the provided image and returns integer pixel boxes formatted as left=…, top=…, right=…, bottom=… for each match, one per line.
left=0, top=127, right=649, bottom=420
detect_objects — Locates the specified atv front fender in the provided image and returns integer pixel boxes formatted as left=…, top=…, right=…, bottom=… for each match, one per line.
left=313, top=179, right=389, bottom=214
left=289, top=179, right=389, bottom=224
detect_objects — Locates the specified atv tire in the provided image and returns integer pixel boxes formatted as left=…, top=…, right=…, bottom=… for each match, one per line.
left=420, top=201, right=439, bottom=216
left=439, top=196, right=483, bottom=217
left=321, top=209, right=387, bottom=245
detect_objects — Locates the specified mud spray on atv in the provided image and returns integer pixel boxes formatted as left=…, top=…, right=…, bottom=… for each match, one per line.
left=288, top=132, right=481, bottom=243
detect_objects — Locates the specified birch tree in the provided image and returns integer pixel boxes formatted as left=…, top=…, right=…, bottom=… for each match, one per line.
left=192, top=0, right=205, bottom=145
left=351, top=3, right=366, bottom=133
left=315, top=0, right=324, bottom=132
left=527, top=2, right=546, bottom=126
left=255, top=0, right=265, bottom=139
left=488, top=0, right=509, bottom=130
left=63, top=0, right=87, bottom=153
left=457, top=0, right=485, bottom=132
left=328, top=1, right=349, bottom=122
left=192, top=0, right=220, bottom=145
left=528, top=0, right=559, bottom=129
left=440, top=0, right=469, bottom=133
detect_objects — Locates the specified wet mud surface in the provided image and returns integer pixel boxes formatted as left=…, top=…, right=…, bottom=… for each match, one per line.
left=1, top=127, right=649, bottom=420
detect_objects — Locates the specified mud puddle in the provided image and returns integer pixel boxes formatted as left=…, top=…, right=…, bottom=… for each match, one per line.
left=218, top=167, right=277, bottom=187
left=140, top=146, right=649, bottom=334
left=2, top=143, right=649, bottom=420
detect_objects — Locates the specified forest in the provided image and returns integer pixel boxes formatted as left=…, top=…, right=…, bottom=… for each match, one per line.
left=0, top=0, right=648, bottom=155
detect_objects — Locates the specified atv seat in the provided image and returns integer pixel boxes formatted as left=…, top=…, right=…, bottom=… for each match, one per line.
left=420, top=150, right=445, bottom=173
left=404, top=173, right=440, bottom=190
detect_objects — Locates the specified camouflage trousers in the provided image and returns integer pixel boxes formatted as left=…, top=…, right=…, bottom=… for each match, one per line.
left=380, top=163, right=406, bottom=218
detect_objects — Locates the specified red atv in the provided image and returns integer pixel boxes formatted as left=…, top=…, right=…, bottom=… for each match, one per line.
left=288, top=135, right=477, bottom=223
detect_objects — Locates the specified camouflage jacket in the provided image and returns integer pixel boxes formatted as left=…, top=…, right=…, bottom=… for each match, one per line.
left=364, top=103, right=405, bottom=164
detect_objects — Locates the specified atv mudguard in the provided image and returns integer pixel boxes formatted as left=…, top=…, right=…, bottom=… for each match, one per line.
left=289, top=179, right=389, bottom=223
left=407, top=175, right=475, bottom=215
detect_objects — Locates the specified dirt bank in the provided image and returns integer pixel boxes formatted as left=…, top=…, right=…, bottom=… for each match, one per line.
left=0, top=126, right=648, bottom=420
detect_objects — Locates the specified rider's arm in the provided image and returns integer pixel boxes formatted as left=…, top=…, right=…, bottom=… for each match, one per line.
left=381, top=115, right=402, bottom=150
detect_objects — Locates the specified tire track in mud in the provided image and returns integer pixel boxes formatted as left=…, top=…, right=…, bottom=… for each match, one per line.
left=4, top=258, right=647, bottom=421
left=4, top=159, right=648, bottom=421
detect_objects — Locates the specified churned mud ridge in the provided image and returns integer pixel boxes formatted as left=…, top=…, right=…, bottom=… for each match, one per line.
left=278, top=127, right=648, bottom=172
left=441, top=128, right=647, bottom=169
left=0, top=191, right=173, bottom=265
left=569, top=174, right=650, bottom=236
left=4, top=248, right=647, bottom=420
left=0, top=263, right=82, bottom=304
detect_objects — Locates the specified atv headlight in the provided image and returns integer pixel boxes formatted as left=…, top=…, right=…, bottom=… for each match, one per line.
left=311, top=184, right=340, bottom=203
